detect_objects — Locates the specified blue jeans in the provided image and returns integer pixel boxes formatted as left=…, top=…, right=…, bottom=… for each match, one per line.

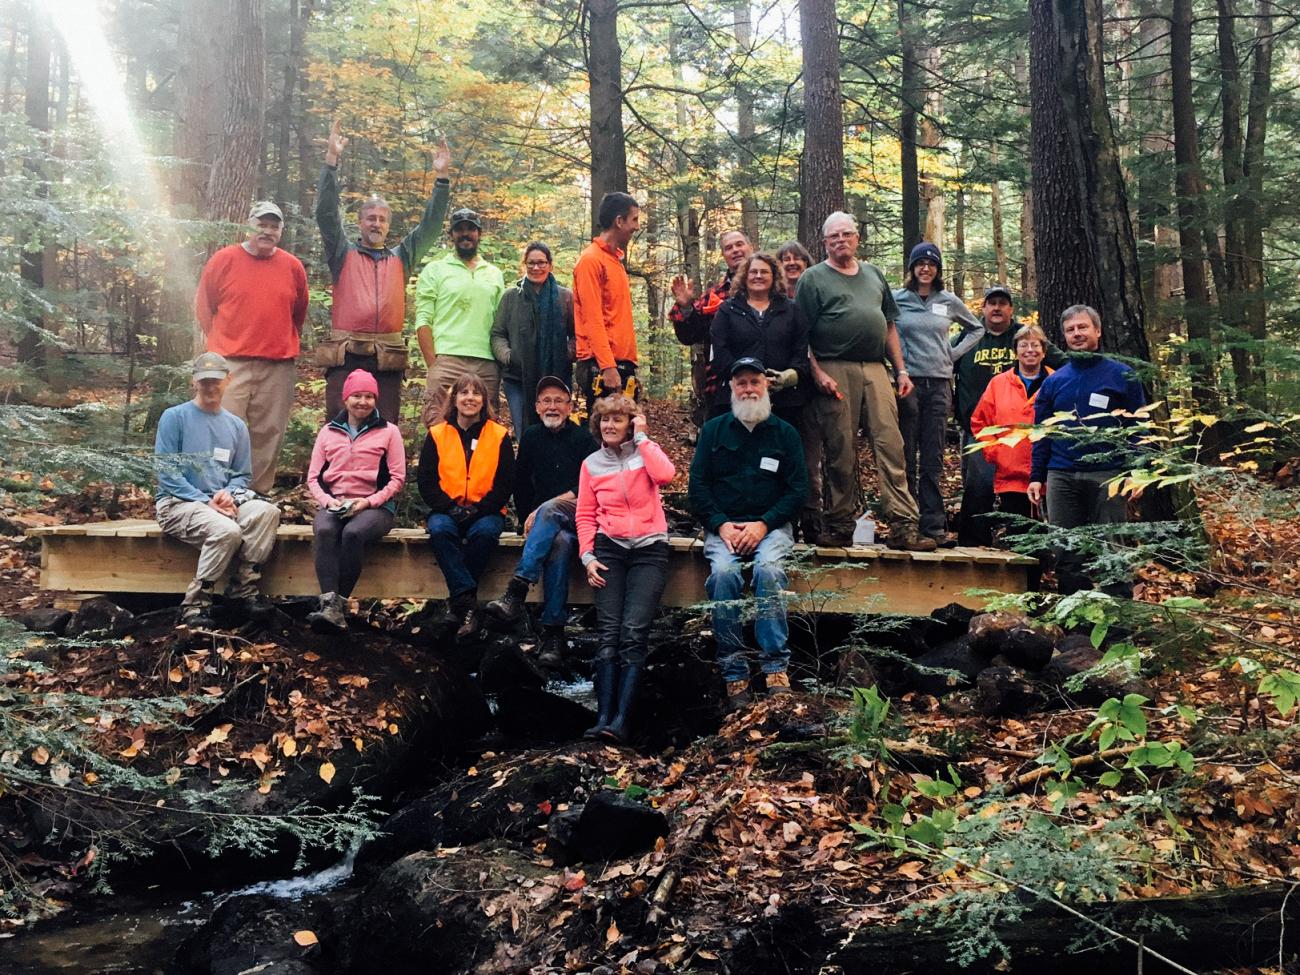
left=503, top=378, right=529, bottom=433
left=704, top=525, right=795, bottom=682
left=592, top=535, right=669, bottom=665
left=514, top=498, right=577, bottom=627
left=426, top=512, right=505, bottom=598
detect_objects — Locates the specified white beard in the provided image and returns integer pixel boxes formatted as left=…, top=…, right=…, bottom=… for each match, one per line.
left=541, top=414, right=566, bottom=430
left=731, top=391, right=772, bottom=426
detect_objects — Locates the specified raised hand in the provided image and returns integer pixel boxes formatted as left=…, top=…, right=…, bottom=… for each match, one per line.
left=431, top=137, right=452, bottom=180
left=325, top=119, right=349, bottom=167
left=671, top=274, right=696, bottom=308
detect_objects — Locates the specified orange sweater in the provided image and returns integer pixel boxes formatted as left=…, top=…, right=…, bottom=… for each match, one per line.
left=194, top=244, right=308, bottom=360
left=572, top=237, right=636, bottom=369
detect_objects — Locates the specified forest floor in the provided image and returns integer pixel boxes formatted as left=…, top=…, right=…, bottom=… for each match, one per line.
left=0, top=387, right=1299, bottom=973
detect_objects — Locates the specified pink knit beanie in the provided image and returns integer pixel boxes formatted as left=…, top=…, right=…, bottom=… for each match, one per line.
left=341, top=369, right=379, bottom=400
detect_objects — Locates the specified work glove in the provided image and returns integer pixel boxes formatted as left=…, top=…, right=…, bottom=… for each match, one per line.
left=450, top=504, right=478, bottom=528
left=765, top=367, right=800, bottom=392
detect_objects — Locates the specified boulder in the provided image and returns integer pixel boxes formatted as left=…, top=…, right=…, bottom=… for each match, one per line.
left=567, top=791, right=669, bottom=863
left=65, top=597, right=135, bottom=638
left=478, top=638, right=546, bottom=693
left=974, top=666, right=1049, bottom=716
left=1041, top=639, right=1155, bottom=705
left=967, top=612, right=1025, bottom=658
left=174, top=893, right=334, bottom=975
left=929, top=602, right=977, bottom=638
left=1001, top=626, right=1056, bottom=671
left=18, top=607, right=72, bottom=635
left=906, top=636, right=985, bottom=696
left=495, top=686, right=596, bottom=742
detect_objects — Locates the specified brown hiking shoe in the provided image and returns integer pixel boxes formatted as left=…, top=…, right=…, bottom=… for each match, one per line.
left=724, top=678, right=753, bottom=713
left=765, top=671, right=793, bottom=697
left=886, top=528, right=938, bottom=552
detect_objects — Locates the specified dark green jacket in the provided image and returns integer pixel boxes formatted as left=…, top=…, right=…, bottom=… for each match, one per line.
left=688, top=412, right=808, bottom=533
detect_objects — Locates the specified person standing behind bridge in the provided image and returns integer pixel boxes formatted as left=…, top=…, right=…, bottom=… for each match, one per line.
left=573, top=192, right=642, bottom=412
left=155, top=353, right=281, bottom=630
left=194, top=200, right=308, bottom=495
left=315, top=120, right=452, bottom=426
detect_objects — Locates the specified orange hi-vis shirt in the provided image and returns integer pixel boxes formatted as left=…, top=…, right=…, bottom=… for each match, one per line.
left=572, top=237, right=637, bottom=370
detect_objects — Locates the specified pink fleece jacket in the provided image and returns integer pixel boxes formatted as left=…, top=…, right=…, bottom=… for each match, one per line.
left=576, top=436, right=676, bottom=558
left=308, top=417, right=407, bottom=510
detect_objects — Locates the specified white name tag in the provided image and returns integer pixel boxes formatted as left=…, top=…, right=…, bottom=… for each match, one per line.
left=470, top=439, right=478, bottom=451
left=212, top=447, right=231, bottom=463
left=1088, top=393, right=1110, bottom=409
left=760, top=456, right=780, bottom=472
left=931, top=302, right=951, bottom=319
left=627, top=455, right=645, bottom=470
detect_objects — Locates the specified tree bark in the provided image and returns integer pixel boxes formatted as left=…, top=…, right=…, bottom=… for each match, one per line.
left=1237, top=0, right=1273, bottom=408
left=799, top=0, right=845, bottom=260
left=586, top=0, right=628, bottom=237
left=670, top=28, right=701, bottom=292
left=953, top=183, right=966, bottom=298
left=898, top=0, right=920, bottom=264
left=1170, top=0, right=1216, bottom=408
left=919, top=43, right=944, bottom=249
left=18, top=3, right=51, bottom=372
left=733, top=2, right=758, bottom=243
left=1014, top=53, right=1035, bottom=300
left=1029, top=0, right=1148, bottom=358
left=1135, top=1, right=1179, bottom=347
left=204, top=0, right=267, bottom=225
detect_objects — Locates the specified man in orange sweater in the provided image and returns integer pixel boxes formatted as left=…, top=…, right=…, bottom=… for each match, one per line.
left=194, top=201, right=309, bottom=494
left=572, top=192, right=641, bottom=412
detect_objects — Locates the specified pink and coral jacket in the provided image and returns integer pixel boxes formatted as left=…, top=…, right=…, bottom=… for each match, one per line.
left=576, top=436, right=675, bottom=558
left=307, top=412, right=407, bottom=511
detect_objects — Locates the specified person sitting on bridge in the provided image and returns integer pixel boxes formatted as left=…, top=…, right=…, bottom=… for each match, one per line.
left=418, top=373, right=515, bottom=640
left=484, top=377, right=597, bottom=666
left=304, top=369, right=407, bottom=633
left=154, top=352, right=282, bottom=629
left=577, top=396, right=675, bottom=743
left=688, top=358, right=808, bottom=712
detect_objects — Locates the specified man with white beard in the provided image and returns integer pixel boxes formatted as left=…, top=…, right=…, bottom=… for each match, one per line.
left=688, top=358, right=809, bottom=711
left=486, top=377, right=598, bottom=666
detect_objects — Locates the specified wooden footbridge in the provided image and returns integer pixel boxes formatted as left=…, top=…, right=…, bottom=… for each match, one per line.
left=28, top=520, right=1035, bottom=616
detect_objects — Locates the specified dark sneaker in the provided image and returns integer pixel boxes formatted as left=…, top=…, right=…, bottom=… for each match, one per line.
left=816, top=530, right=854, bottom=548
left=485, top=576, right=530, bottom=623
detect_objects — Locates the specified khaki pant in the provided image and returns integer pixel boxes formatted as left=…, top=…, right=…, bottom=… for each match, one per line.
left=156, top=496, right=281, bottom=603
left=813, top=359, right=919, bottom=534
left=222, top=357, right=297, bottom=495
left=420, top=354, right=501, bottom=429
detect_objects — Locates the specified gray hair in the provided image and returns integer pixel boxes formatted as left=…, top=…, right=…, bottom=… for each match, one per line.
left=821, top=211, right=857, bottom=237
left=1014, top=324, right=1049, bottom=348
left=1060, top=304, right=1101, bottom=330
left=358, top=195, right=391, bottom=217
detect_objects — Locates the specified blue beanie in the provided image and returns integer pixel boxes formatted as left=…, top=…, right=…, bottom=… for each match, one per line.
left=908, top=241, right=942, bottom=271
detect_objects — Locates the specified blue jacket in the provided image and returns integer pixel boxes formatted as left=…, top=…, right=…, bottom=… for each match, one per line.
left=1030, top=354, right=1147, bottom=482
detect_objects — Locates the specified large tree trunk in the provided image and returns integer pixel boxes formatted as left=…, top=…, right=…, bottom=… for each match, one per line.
left=670, top=29, right=701, bottom=292
left=1170, top=0, right=1216, bottom=409
left=586, top=0, right=627, bottom=237
left=1014, top=53, right=1036, bottom=300
left=898, top=0, right=920, bottom=263
left=294, top=0, right=315, bottom=221
left=204, top=0, right=267, bottom=225
left=1237, top=0, right=1273, bottom=408
left=919, top=44, right=944, bottom=249
left=18, top=3, right=51, bottom=374
left=1029, top=0, right=1148, bottom=358
left=733, top=2, right=758, bottom=243
left=274, top=0, right=302, bottom=245
left=799, top=0, right=845, bottom=260
left=953, top=182, right=966, bottom=298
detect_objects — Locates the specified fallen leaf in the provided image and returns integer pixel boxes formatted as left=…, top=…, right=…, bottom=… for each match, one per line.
left=167, top=668, right=183, bottom=683
left=606, top=920, right=620, bottom=944
left=205, top=724, right=232, bottom=745
left=281, top=737, right=298, bottom=757
left=31, top=745, right=50, bottom=766
left=293, top=930, right=318, bottom=947
left=319, top=762, right=336, bottom=785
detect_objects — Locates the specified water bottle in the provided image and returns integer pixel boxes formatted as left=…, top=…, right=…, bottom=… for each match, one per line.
left=852, top=511, right=877, bottom=547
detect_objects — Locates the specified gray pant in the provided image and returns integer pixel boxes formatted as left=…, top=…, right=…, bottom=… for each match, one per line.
left=1045, top=469, right=1131, bottom=597
left=156, top=496, right=281, bottom=603
left=896, top=376, right=951, bottom=538
left=312, top=507, right=394, bottom=597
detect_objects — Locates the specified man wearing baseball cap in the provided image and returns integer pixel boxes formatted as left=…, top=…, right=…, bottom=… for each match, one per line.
left=485, top=376, right=598, bottom=666
left=688, top=358, right=808, bottom=711
left=154, top=352, right=282, bottom=629
left=194, top=199, right=309, bottom=495
left=414, top=205, right=504, bottom=428
left=953, top=284, right=1065, bottom=545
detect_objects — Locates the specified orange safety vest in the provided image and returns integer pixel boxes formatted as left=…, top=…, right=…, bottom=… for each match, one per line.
left=431, top=419, right=508, bottom=511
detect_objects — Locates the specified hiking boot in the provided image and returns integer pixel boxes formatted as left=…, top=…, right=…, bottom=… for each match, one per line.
left=485, top=576, right=530, bottom=623
left=816, top=530, right=854, bottom=548
left=178, top=581, right=216, bottom=630
left=227, top=560, right=274, bottom=620
left=584, top=659, right=619, bottom=739
left=307, top=592, right=347, bottom=633
left=724, top=678, right=753, bottom=713
left=601, top=663, right=643, bottom=743
left=765, top=671, right=793, bottom=697
left=798, top=515, right=820, bottom=544
left=885, top=528, right=938, bottom=552
left=537, top=627, right=566, bottom=668
left=454, top=593, right=482, bottom=640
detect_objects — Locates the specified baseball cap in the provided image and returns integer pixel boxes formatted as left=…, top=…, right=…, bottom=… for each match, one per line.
left=535, top=376, right=571, bottom=397
left=729, top=356, right=766, bottom=377
left=192, top=352, right=231, bottom=380
left=449, top=207, right=483, bottom=230
left=248, top=200, right=284, bottom=221
left=983, top=284, right=1014, bottom=302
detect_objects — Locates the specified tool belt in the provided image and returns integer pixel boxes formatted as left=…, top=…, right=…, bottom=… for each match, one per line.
left=315, top=329, right=408, bottom=373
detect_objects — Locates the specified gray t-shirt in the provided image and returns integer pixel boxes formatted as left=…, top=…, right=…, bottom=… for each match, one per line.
left=795, top=260, right=900, bottom=363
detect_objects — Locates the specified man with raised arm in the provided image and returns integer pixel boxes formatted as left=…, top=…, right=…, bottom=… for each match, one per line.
left=794, top=211, right=935, bottom=552
left=194, top=201, right=309, bottom=495
left=316, top=121, right=452, bottom=426
left=572, top=192, right=642, bottom=411
left=1028, top=304, right=1147, bottom=597
left=155, top=353, right=282, bottom=629
left=670, top=229, right=754, bottom=434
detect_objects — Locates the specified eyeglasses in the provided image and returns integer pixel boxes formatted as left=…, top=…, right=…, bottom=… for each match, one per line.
left=824, top=231, right=858, bottom=242
left=525, top=260, right=550, bottom=269
left=537, top=396, right=569, bottom=406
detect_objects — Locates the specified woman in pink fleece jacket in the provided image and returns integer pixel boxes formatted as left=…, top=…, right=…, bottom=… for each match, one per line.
left=576, top=395, right=675, bottom=742
left=305, top=370, right=407, bottom=632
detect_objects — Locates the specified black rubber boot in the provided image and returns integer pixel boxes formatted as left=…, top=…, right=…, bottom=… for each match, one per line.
left=600, top=663, right=643, bottom=743
left=485, top=576, right=530, bottom=623
left=583, top=659, right=618, bottom=739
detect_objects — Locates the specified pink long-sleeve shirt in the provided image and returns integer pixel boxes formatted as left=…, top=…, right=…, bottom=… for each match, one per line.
left=576, top=435, right=675, bottom=562
left=307, top=417, right=407, bottom=510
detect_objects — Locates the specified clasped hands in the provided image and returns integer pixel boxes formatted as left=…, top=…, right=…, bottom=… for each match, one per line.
left=719, top=520, right=768, bottom=556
